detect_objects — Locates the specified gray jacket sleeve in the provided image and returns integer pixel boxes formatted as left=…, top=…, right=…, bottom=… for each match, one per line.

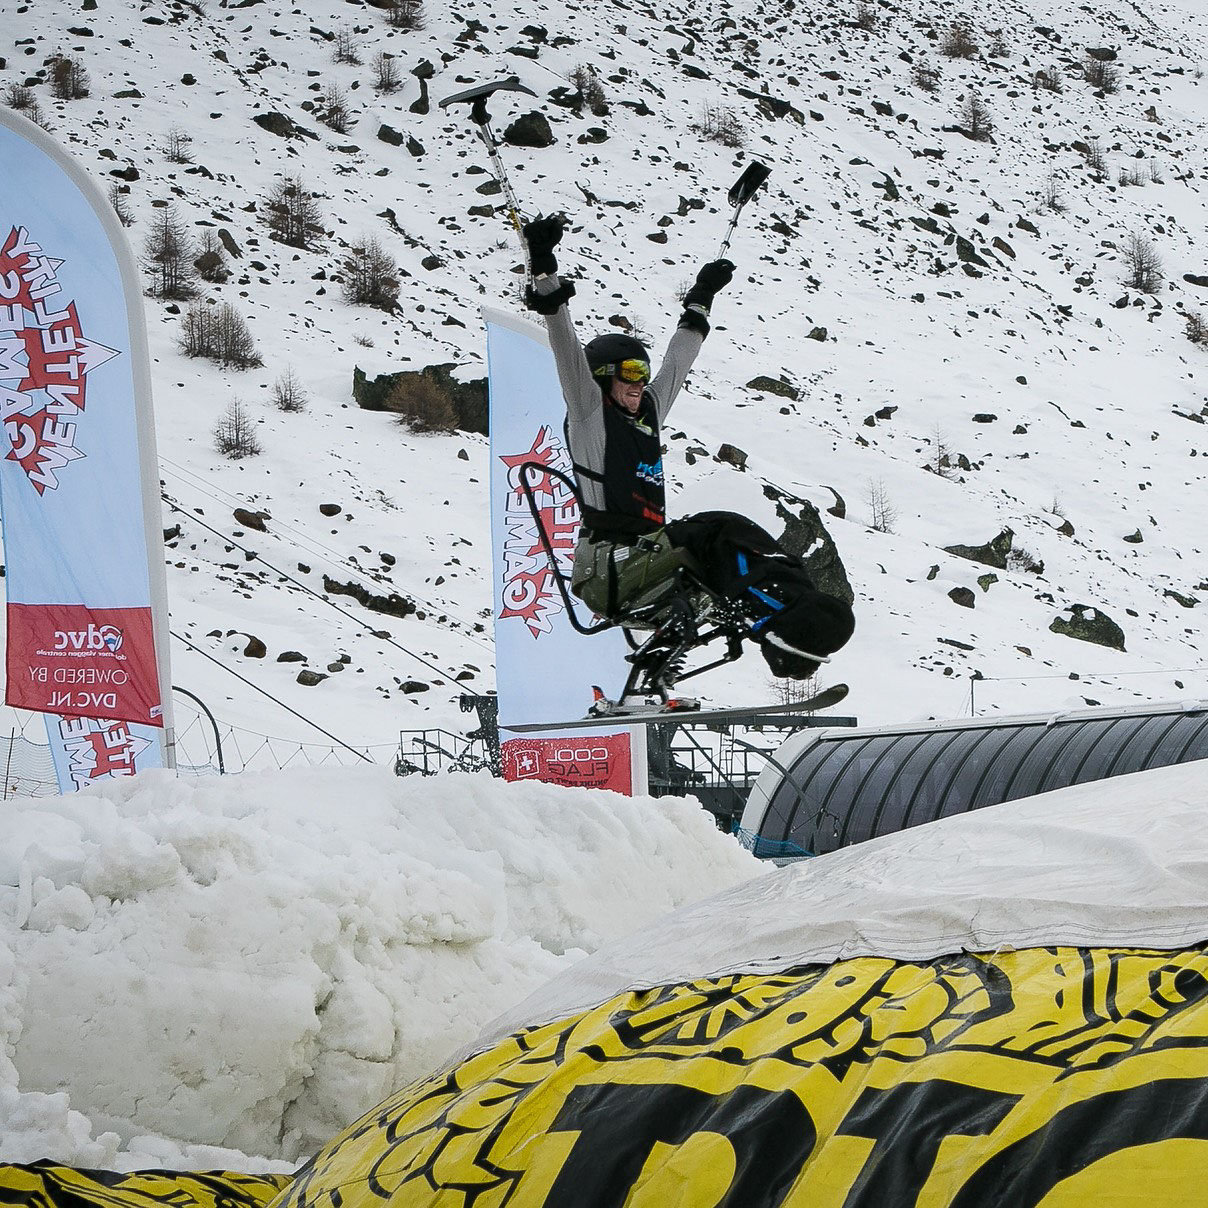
left=533, top=274, right=599, bottom=423
left=647, top=322, right=706, bottom=425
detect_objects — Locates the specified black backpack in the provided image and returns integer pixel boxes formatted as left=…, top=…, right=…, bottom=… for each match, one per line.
left=666, top=511, right=855, bottom=678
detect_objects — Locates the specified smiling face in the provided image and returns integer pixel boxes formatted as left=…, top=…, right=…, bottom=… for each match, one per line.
left=608, top=376, right=645, bottom=414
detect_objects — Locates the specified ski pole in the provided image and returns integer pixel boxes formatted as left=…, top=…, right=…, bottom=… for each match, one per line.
left=716, top=161, right=772, bottom=259
left=440, top=76, right=538, bottom=276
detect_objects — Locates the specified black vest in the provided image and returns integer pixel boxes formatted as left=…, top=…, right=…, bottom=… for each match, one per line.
left=577, top=395, right=665, bottom=538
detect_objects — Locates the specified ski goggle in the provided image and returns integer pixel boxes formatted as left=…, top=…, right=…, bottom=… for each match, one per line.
left=593, top=358, right=651, bottom=383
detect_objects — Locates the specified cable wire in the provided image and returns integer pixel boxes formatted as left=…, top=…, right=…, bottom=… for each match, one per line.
left=171, top=628, right=374, bottom=762
left=162, top=492, right=488, bottom=697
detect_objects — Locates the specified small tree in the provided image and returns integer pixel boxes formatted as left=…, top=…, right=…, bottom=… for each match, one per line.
left=1185, top=311, right=1208, bottom=347
left=1122, top=231, right=1163, bottom=294
left=143, top=205, right=195, bottom=300
left=911, top=60, right=940, bottom=92
left=690, top=103, right=745, bottom=148
left=385, top=0, right=425, bottom=31
left=1032, top=67, right=1063, bottom=94
left=4, top=83, right=35, bottom=110
left=49, top=56, right=90, bottom=100
left=214, top=398, right=262, bottom=459
left=1039, top=171, right=1066, bottom=213
left=162, top=127, right=193, bottom=164
left=108, top=183, right=135, bottom=227
left=940, top=21, right=978, bottom=59
left=1083, top=139, right=1107, bottom=179
left=180, top=302, right=262, bottom=369
left=568, top=64, right=608, bottom=115
left=265, top=175, right=323, bottom=250
left=320, top=85, right=351, bottom=133
left=387, top=376, right=457, bottom=434
left=333, top=27, right=361, bottom=65
left=373, top=51, right=401, bottom=94
left=926, top=424, right=955, bottom=478
left=853, top=1, right=878, bottom=31
left=958, top=92, right=994, bottom=141
left=343, top=237, right=401, bottom=311
left=1084, top=55, right=1121, bottom=94
left=271, top=366, right=308, bottom=413
left=866, top=479, right=897, bottom=534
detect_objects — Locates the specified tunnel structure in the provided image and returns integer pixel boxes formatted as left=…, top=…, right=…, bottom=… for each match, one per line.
left=741, top=700, right=1208, bottom=856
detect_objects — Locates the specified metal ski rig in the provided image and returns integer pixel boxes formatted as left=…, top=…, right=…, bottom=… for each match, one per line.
left=500, top=684, right=850, bottom=734
left=439, top=76, right=537, bottom=276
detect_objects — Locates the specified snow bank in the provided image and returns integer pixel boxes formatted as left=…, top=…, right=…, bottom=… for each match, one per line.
left=0, top=767, right=759, bottom=1168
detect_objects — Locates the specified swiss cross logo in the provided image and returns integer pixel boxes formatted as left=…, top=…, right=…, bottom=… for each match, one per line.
left=498, top=425, right=579, bottom=638
left=0, top=226, right=119, bottom=494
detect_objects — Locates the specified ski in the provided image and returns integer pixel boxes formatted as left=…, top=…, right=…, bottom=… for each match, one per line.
left=500, top=683, right=849, bottom=733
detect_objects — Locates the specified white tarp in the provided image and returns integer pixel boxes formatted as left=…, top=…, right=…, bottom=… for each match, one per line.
left=477, top=758, right=1208, bottom=1043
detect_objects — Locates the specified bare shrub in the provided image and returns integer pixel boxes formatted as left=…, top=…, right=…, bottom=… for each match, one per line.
left=373, top=52, right=401, bottom=94
left=866, top=479, right=897, bottom=533
left=690, top=103, right=746, bottom=148
left=958, top=92, right=994, bottom=141
left=271, top=367, right=308, bottom=413
left=911, top=60, right=940, bottom=92
left=321, top=85, right=351, bottom=133
left=162, top=127, right=193, bottom=164
left=568, top=64, right=608, bottom=115
left=180, top=302, right=263, bottom=369
left=343, top=237, right=401, bottom=311
left=4, top=84, right=35, bottom=110
left=1039, top=171, right=1066, bottom=213
left=1083, top=139, right=1107, bottom=179
left=214, top=398, right=262, bottom=459
left=1084, top=56, right=1121, bottom=93
left=333, top=27, right=361, bottom=65
left=853, top=1, right=878, bottom=31
left=385, top=0, right=425, bottom=30
left=387, top=376, right=457, bottom=434
left=1185, top=311, right=1208, bottom=346
left=1032, top=67, right=1063, bottom=93
left=143, top=205, right=195, bottom=300
left=940, top=22, right=978, bottom=59
left=265, top=175, right=323, bottom=250
left=109, top=183, right=135, bottom=227
left=1122, top=230, right=1163, bottom=294
left=1118, top=164, right=1146, bottom=188
left=49, top=56, right=90, bottom=100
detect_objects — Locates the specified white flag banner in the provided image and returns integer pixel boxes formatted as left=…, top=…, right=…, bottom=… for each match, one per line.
left=0, top=108, right=174, bottom=773
left=45, top=713, right=162, bottom=793
left=485, top=307, right=645, bottom=794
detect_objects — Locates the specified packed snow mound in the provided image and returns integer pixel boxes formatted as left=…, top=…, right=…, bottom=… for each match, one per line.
left=0, top=767, right=760, bottom=1168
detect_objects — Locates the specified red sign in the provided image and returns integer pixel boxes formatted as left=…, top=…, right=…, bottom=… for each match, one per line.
left=6, top=602, right=163, bottom=725
left=502, top=734, right=632, bottom=792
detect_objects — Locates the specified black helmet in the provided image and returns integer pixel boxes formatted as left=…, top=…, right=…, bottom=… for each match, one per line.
left=583, top=333, right=650, bottom=385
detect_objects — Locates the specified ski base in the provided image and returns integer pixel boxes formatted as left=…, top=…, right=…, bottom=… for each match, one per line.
left=501, top=683, right=849, bottom=734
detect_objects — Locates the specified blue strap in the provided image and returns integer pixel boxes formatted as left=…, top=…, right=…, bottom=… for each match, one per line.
left=737, top=550, right=785, bottom=632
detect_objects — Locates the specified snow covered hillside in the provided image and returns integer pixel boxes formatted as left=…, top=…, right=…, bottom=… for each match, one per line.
left=3, top=0, right=1208, bottom=756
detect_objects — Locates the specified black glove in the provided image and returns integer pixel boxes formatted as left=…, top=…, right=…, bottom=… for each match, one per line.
left=522, top=214, right=567, bottom=276
left=683, top=259, right=735, bottom=312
